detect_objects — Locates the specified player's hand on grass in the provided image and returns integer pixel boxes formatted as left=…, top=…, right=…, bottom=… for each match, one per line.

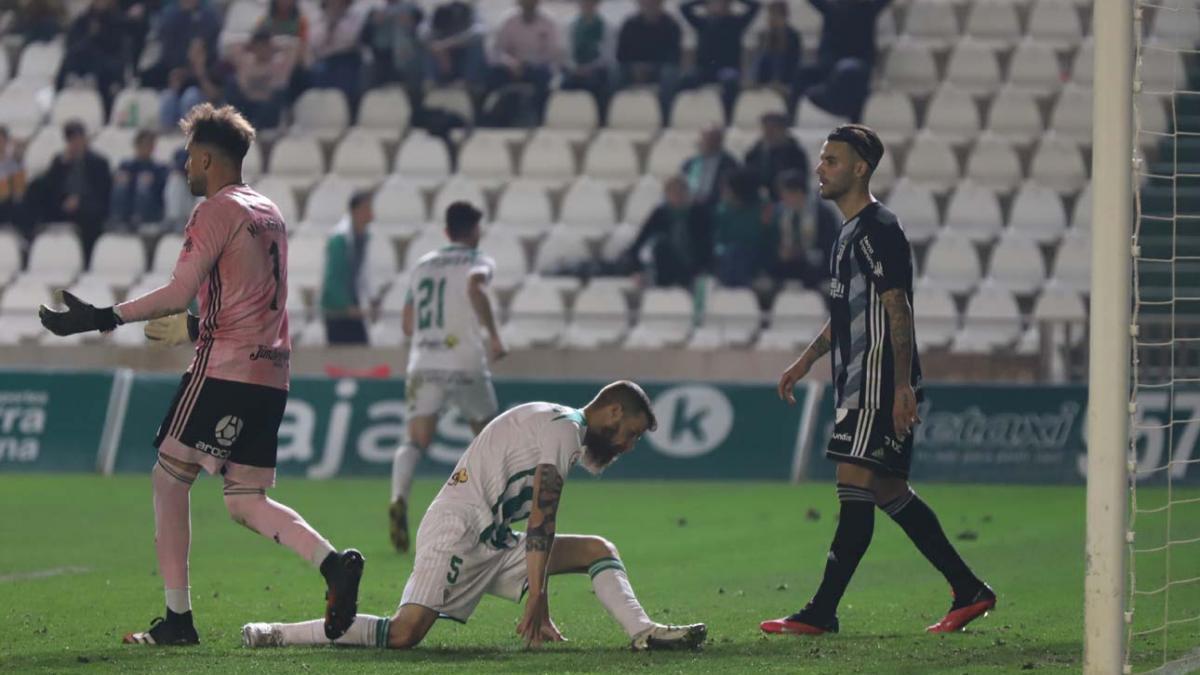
left=517, top=593, right=560, bottom=648
left=145, top=313, right=197, bottom=346
left=892, top=384, right=920, bottom=438
left=777, top=357, right=812, bottom=405
left=39, top=290, right=123, bottom=336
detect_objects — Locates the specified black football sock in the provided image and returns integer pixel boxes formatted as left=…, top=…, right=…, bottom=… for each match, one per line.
left=882, top=489, right=982, bottom=598
left=807, top=484, right=876, bottom=619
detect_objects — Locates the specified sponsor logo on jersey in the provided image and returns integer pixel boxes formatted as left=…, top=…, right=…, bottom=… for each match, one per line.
left=418, top=338, right=452, bottom=351
left=249, top=345, right=291, bottom=367
left=829, top=279, right=846, bottom=299
left=247, top=219, right=286, bottom=238
left=195, top=440, right=232, bottom=459
left=831, top=432, right=854, bottom=442
left=448, top=468, right=468, bottom=486
left=883, top=435, right=903, bottom=452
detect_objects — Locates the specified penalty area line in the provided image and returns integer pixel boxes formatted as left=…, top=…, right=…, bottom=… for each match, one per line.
left=0, top=566, right=91, bottom=583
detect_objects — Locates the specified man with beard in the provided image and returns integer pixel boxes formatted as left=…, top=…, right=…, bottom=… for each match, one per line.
left=38, top=103, right=364, bottom=646
left=242, top=380, right=709, bottom=652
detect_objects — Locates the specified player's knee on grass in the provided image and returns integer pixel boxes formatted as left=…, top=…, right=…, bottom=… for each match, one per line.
left=387, top=606, right=436, bottom=649
left=588, top=536, right=620, bottom=563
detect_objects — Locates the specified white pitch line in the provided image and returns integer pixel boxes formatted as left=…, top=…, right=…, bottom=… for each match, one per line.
left=0, top=566, right=91, bottom=583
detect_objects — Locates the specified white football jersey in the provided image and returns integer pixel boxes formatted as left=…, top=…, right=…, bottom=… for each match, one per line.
left=406, top=244, right=496, bottom=374
left=432, top=402, right=586, bottom=550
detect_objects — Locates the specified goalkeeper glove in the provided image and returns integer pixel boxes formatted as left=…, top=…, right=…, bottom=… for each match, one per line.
left=39, top=290, right=124, bottom=336
left=145, top=312, right=200, bottom=346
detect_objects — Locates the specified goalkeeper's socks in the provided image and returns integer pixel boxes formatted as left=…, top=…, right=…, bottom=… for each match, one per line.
left=882, top=489, right=983, bottom=598
left=808, top=485, right=876, bottom=619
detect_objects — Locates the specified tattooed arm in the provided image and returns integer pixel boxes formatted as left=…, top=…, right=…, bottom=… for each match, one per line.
left=880, top=288, right=920, bottom=437
left=778, top=320, right=832, bottom=404
left=518, top=463, right=565, bottom=647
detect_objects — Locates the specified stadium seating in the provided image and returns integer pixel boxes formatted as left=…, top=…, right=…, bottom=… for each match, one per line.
left=562, top=281, right=629, bottom=349
left=356, top=87, right=411, bottom=142
left=495, top=180, right=555, bottom=239
left=518, top=132, right=577, bottom=191
left=503, top=281, right=567, bottom=349
left=986, top=233, right=1046, bottom=294
left=626, top=288, right=694, bottom=349
left=689, top=287, right=761, bottom=349
left=952, top=285, right=1023, bottom=353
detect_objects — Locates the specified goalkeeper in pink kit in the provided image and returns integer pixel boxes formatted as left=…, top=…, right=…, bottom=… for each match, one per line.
left=39, top=104, right=364, bottom=646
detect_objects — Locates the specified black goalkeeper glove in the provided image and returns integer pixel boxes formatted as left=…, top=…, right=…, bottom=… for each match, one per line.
left=38, top=290, right=124, bottom=336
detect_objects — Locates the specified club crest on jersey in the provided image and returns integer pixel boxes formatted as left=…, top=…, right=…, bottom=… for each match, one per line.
left=448, top=468, right=468, bottom=486
left=214, top=415, right=244, bottom=447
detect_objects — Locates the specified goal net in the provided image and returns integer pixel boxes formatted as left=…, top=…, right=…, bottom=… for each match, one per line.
left=1127, top=0, right=1200, bottom=671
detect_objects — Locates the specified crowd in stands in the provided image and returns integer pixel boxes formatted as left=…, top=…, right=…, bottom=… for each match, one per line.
left=0, top=0, right=868, bottom=294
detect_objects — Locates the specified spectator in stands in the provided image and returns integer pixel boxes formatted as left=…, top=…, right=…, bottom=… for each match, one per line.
left=744, top=112, right=809, bottom=199
left=364, top=0, right=425, bottom=90
left=307, top=0, right=369, bottom=109
left=712, top=168, right=769, bottom=287
left=141, top=0, right=221, bottom=89
left=486, top=0, right=564, bottom=125
left=321, top=190, right=375, bottom=345
left=626, top=175, right=713, bottom=288
left=766, top=169, right=837, bottom=292
left=56, top=0, right=128, bottom=116
left=561, top=0, right=615, bottom=122
left=258, top=0, right=310, bottom=44
left=120, top=0, right=161, bottom=72
left=754, top=1, right=801, bottom=95
left=226, top=29, right=301, bottom=131
left=423, top=0, right=487, bottom=88
left=680, top=0, right=761, bottom=116
left=615, top=0, right=682, bottom=116
left=24, top=120, right=112, bottom=267
left=14, top=0, right=66, bottom=43
left=159, top=36, right=226, bottom=131
left=109, top=129, right=168, bottom=229
left=0, top=126, right=27, bottom=228
left=682, top=126, right=739, bottom=211
left=797, top=0, right=892, bottom=120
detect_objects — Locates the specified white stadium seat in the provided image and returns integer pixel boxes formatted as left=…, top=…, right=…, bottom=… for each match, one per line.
left=987, top=233, right=1046, bottom=294
left=887, top=179, right=941, bottom=244
left=301, top=175, right=355, bottom=231
left=457, top=131, right=515, bottom=192
left=91, top=127, right=137, bottom=167
left=110, top=88, right=162, bottom=130
left=670, top=88, right=725, bottom=131
left=1050, top=230, right=1091, bottom=292
left=22, top=127, right=63, bottom=177
left=582, top=134, right=640, bottom=191
left=291, top=88, right=350, bottom=142
left=758, top=289, right=827, bottom=351
left=543, top=90, right=599, bottom=143
left=731, top=88, right=787, bottom=131
left=944, top=181, right=1004, bottom=243
left=924, top=85, right=982, bottom=142
left=287, top=231, right=326, bottom=292
left=330, top=132, right=388, bottom=188
left=534, top=227, right=591, bottom=274
left=253, top=176, right=299, bottom=227
left=626, top=288, right=693, bottom=349
left=424, top=87, right=474, bottom=126
left=904, top=0, right=960, bottom=47
left=495, top=181, right=554, bottom=238
left=502, top=280, right=566, bottom=349
left=563, top=282, right=628, bottom=348
left=0, top=84, right=46, bottom=140
left=1049, top=85, right=1094, bottom=145
left=1008, top=40, right=1064, bottom=93
left=16, top=39, right=63, bottom=86
left=1071, top=182, right=1092, bottom=232
left=606, top=89, right=661, bottom=142
left=1071, top=38, right=1093, bottom=86
left=645, top=131, right=695, bottom=180
left=913, top=287, right=958, bottom=348
left=432, top=176, right=488, bottom=223
left=84, top=233, right=146, bottom=288
left=921, top=232, right=981, bottom=294
left=373, top=175, right=427, bottom=237
left=0, top=279, right=53, bottom=345
left=862, top=90, right=917, bottom=145
left=623, top=175, right=664, bottom=226
left=904, top=133, right=960, bottom=191
left=794, top=96, right=849, bottom=131
left=965, top=135, right=1022, bottom=191
left=964, top=0, right=1022, bottom=47
left=518, top=132, right=577, bottom=191
left=1009, top=181, right=1069, bottom=243
left=559, top=177, right=619, bottom=239
left=25, top=229, right=83, bottom=286
left=952, top=286, right=1022, bottom=353
left=0, top=230, right=21, bottom=282
left=393, top=131, right=452, bottom=189
left=267, top=135, right=325, bottom=190
left=1029, top=134, right=1088, bottom=194
left=1029, top=0, right=1084, bottom=48
left=986, top=86, right=1044, bottom=143
left=151, top=234, right=184, bottom=276
left=880, top=40, right=940, bottom=95
left=356, top=87, right=411, bottom=141
left=689, top=287, right=760, bottom=349
left=479, top=231, right=527, bottom=293
left=944, top=40, right=1002, bottom=95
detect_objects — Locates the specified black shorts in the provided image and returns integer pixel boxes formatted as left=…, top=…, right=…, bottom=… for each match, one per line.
left=825, top=408, right=913, bottom=478
left=154, top=372, right=288, bottom=469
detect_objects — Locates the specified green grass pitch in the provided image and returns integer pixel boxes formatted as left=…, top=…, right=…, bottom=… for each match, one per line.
left=1, top=474, right=1197, bottom=673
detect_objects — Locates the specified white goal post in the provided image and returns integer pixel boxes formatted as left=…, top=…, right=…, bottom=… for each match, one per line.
left=1083, top=0, right=1134, bottom=673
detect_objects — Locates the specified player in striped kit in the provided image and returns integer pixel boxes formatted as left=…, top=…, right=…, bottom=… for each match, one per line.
left=242, top=381, right=707, bottom=652
left=39, top=104, right=364, bottom=646
left=390, top=201, right=505, bottom=553
left=760, top=125, right=995, bottom=637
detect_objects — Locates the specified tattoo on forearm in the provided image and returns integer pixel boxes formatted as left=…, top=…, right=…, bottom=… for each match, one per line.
left=525, top=464, right=562, bottom=553
left=810, top=333, right=831, bottom=357
left=881, top=290, right=914, bottom=385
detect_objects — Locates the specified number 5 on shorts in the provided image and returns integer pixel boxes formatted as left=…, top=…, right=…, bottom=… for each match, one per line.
left=446, top=555, right=463, bottom=584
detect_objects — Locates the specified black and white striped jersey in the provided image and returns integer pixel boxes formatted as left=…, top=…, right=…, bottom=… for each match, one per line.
left=827, top=202, right=923, bottom=410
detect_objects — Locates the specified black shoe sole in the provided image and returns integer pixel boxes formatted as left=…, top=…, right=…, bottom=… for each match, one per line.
left=324, top=549, right=365, bottom=640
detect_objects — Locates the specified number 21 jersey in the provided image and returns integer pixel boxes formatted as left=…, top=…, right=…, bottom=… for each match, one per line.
left=405, top=244, right=496, bottom=375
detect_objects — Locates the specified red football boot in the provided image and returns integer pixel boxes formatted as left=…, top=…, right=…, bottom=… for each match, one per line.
left=927, top=584, right=997, bottom=633
left=761, top=606, right=840, bottom=635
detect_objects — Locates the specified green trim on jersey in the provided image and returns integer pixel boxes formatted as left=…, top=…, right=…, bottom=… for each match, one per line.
left=552, top=409, right=588, bottom=428
left=478, top=467, right=538, bottom=549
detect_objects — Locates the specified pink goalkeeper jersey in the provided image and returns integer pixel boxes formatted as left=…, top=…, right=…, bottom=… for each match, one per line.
left=118, top=184, right=291, bottom=390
